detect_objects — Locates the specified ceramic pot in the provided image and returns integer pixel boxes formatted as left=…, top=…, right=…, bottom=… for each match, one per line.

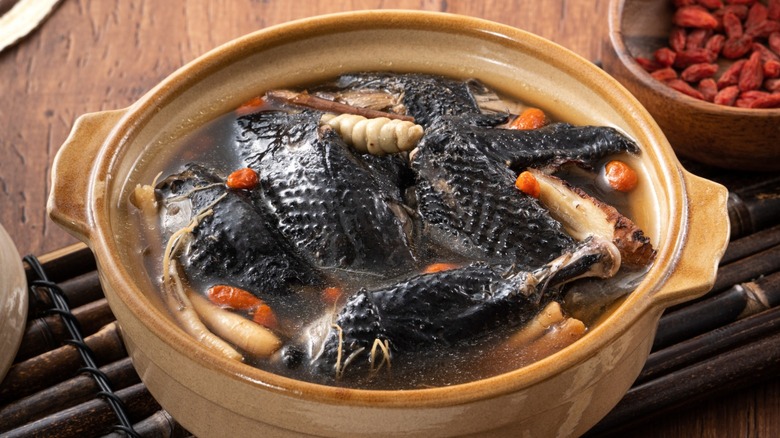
left=48, top=10, right=729, bottom=437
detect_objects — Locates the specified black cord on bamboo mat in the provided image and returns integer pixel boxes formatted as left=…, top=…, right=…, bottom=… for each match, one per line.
left=23, top=255, right=141, bottom=438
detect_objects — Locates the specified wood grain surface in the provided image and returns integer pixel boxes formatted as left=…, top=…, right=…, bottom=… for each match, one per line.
left=0, top=0, right=777, bottom=436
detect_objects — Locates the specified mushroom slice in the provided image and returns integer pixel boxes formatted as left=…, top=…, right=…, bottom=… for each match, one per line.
left=528, top=169, right=655, bottom=268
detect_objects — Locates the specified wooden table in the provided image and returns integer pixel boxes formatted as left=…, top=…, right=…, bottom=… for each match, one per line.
left=1, top=0, right=777, bottom=436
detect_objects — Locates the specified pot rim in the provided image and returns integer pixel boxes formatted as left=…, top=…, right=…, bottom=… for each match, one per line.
left=76, top=10, right=703, bottom=407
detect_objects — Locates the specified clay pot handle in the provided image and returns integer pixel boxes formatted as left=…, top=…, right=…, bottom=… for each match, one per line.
left=47, top=110, right=127, bottom=242
left=653, top=170, right=730, bottom=308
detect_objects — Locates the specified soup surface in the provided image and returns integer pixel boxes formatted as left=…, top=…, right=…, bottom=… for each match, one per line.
left=128, top=72, right=655, bottom=389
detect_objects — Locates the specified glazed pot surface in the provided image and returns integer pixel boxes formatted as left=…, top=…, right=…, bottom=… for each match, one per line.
left=48, top=10, right=729, bottom=437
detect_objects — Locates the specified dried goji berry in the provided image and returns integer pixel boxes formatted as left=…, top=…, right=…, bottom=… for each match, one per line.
left=722, top=11, right=744, bottom=38
left=682, top=62, right=720, bottom=81
left=226, top=167, right=259, bottom=190
left=235, top=96, right=265, bottom=116
left=515, top=171, right=541, bottom=197
left=738, top=50, right=764, bottom=90
left=654, top=47, right=678, bottom=67
left=714, top=85, right=740, bottom=105
left=675, top=48, right=717, bottom=68
left=770, top=32, right=780, bottom=55
left=744, top=3, right=768, bottom=33
left=699, top=78, right=719, bottom=101
left=670, top=27, right=688, bottom=52
left=635, top=56, right=662, bottom=72
left=765, top=78, right=780, bottom=91
left=674, top=6, right=720, bottom=29
left=698, top=0, right=724, bottom=9
left=753, top=42, right=780, bottom=62
left=725, top=0, right=758, bottom=6
left=208, top=285, right=262, bottom=310
left=769, top=0, right=780, bottom=21
left=652, top=67, right=679, bottom=81
left=735, top=89, right=769, bottom=107
left=706, top=33, right=726, bottom=54
left=747, top=20, right=780, bottom=38
left=508, top=108, right=548, bottom=130
left=717, top=59, right=747, bottom=87
left=722, top=35, right=754, bottom=58
left=676, top=0, right=697, bottom=6
left=321, top=286, right=343, bottom=306
left=749, top=92, right=780, bottom=108
left=686, top=29, right=712, bottom=49
left=715, top=5, right=749, bottom=20
left=764, top=59, right=780, bottom=77
left=252, top=303, right=278, bottom=329
left=668, top=78, right=707, bottom=99
left=604, top=160, right=639, bottom=192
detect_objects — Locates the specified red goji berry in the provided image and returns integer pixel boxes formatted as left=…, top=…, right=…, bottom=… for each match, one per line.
left=674, top=6, right=720, bottom=29
left=208, top=285, right=262, bottom=310
left=770, top=32, right=780, bottom=55
left=699, top=78, right=719, bottom=101
left=635, top=56, right=662, bottom=72
left=515, top=171, right=541, bottom=197
left=682, top=62, right=720, bottom=81
left=676, top=0, right=697, bottom=6
left=674, top=48, right=717, bottom=68
left=652, top=67, right=679, bottom=81
left=670, top=27, right=688, bottom=52
left=604, top=161, right=639, bottom=192
left=739, top=51, right=764, bottom=90
left=722, top=11, right=744, bottom=38
left=769, top=0, right=780, bottom=20
left=725, top=0, right=758, bottom=6
left=321, top=286, right=343, bottom=306
left=753, top=42, right=780, bottom=62
left=764, top=59, right=780, bottom=78
left=706, top=34, right=726, bottom=55
left=749, top=92, right=780, bottom=108
left=715, top=5, right=749, bottom=20
left=654, top=47, right=678, bottom=67
left=668, top=78, right=707, bottom=99
left=746, top=20, right=780, bottom=38
left=717, top=59, right=747, bottom=88
left=744, top=3, right=768, bottom=33
left=686, top=29, right=712, bottom=49
left=698, top=0, right=724, bottom=9
left=508, top=108, right=548, bottom=130
left=765, top=78, right=780, bottom=91
left=226, top=167, right=259, bottom=190
left=735, top=89, right=769, bottom=107
left=252, top=303, right=278, bottom=330
left=722, top=35, right=754, bottom=58
left=714, top=85, right=740, bottom=105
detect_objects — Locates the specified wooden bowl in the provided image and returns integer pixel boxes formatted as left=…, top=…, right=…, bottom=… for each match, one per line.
left=48, top=10, right=730, bottom=437
left=602, top=0, right=780, bottom=171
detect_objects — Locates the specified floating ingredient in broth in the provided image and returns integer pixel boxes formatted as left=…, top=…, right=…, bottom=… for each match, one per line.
left=320, top=113, right=424, bottom=155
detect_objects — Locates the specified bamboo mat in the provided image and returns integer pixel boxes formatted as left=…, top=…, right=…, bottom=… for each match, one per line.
left=1, top=168, right=779, bottom=437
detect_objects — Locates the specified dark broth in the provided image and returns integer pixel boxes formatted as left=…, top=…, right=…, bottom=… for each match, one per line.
left=130, top=74, right=651, bottom=390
